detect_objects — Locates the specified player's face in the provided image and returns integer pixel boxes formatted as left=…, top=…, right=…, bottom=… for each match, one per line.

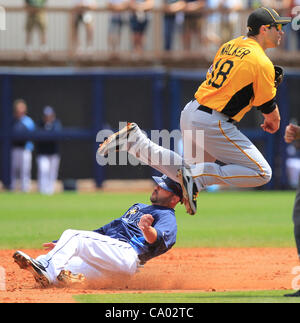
left=14, top=103, right=27, bottom=119
left=150, top=185, right=174, bottom=207
left=265, top=24, right=284, bottom=48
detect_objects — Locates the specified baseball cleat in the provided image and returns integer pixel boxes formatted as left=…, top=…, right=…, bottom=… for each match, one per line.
left=13, top=250, right=51, bottom=288
left=57, top=270, right=86, bottom=286
left=177, top=167, right=198, bottom=215
left=97, top=122, right=138, bottom=157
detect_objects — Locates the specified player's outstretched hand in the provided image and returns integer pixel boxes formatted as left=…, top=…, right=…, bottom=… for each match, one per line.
left=43, top=242, right=56, bottom=251
left=138, top=214, right=157, bottom=244
left=138, top=214, right=154, bottom=232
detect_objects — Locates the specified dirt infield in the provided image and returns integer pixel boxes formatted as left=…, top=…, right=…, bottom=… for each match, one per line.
left=0, top=248, right=299, bottom=303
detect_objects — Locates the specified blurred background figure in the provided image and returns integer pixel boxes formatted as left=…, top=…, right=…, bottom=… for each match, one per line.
left=286, top=141, right=300, bottom=188
left=202, top=0, right=243, bottom=53
left=182, top=0, right=205, bottom=52
left=11, top=99, right=35, bottom=193
left=36, top=106, right=62, bottom=195
left=24, top=0, right=48, bottom=54
left=285, top=0, right=300, bottom=51
left=163, top=0, right=185, bottom=51
left=107, top=0, right=129, bottom=55
left=218, top=0, right=243, bottom=44
left=72, top=0, right=98, bottom=53
left=294, top=0, right=300, bottom=50
left=129, top=0, right=154, bottom=54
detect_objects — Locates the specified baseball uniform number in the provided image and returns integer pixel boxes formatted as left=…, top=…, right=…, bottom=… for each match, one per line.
left=208, top=59, right=234, bottom=88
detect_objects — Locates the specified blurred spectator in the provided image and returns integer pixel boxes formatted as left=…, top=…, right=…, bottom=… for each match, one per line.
left=247, top=0, right=264, bottom=8
left=163, top=0, right=185, bottom=51
left=203, top=0, right=243, bottom=51
left=25, top=0, right=48, bottom=53
left=219, top=0, right=243, bottom=44
left=36, top=106, right=62, bottom=195
left=72, top=0, right=97, bottom=53
left=129, top=0, right=154, bottom=53
left=202, top=0, right=221, bottom=51
left=107, top=0, right=129, bottom=54
left=286, top=142, right=300, bottom=188
left=182, top=0, right=205, bottom=51
left=288, top=0, right=300, bottom=50
left=11, top=99, right=35, bottom=193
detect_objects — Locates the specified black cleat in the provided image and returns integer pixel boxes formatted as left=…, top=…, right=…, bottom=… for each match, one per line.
left=13, top=250, right=51, bottom=288
left=177, top=167, right=198, bottom=215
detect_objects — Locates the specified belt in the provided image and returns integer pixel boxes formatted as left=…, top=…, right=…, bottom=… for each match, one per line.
left=197, top=104, right=236, bottom=124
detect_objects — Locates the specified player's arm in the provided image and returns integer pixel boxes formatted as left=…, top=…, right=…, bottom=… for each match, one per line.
left=253, top=61, right=280, bottom=134
left=261, top=104, right=280, bottom=134
left=138, top=214, right=157, bottom=244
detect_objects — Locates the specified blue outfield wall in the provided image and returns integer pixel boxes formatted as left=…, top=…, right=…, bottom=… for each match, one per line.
left=0, top=67, right=299, bottom=189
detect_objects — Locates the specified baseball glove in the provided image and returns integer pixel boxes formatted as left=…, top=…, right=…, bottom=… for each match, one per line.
left=274, top=65, right=284, bottom=88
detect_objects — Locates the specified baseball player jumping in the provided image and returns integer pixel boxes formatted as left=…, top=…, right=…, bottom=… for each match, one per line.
left=13, top=175, right=181, bottom=287
left=98, top=7, right=291, bottom=215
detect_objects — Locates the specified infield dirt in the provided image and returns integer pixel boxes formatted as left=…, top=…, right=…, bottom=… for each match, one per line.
left=0, top=247, right=299, bottom=303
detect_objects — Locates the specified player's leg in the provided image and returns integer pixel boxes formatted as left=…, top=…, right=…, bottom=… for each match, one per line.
left=98, top=123, right=184, bottom=183
left=63, top=256, right=101, bottom=280
left=180, top=100, right=272, bottom=191
left=127, top=127, right=183, bottom=182
left=10, top=147, right=20, bottom=190
left=49, top=154, right=60, bottom=195
left=20, top=149, right=32, bottom=192
left=192, top=121, right=272, bottom=190
left=37, top=229, right=139, bottom=283
left=37, top=155, right=50, bottom=194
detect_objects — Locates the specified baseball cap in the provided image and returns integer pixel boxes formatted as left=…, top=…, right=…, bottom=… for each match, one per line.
left=247, top=7, right=291, bottom=32
left=43, top=106, right=55, bottom=116
left=152, top=175, right=183, bottom=200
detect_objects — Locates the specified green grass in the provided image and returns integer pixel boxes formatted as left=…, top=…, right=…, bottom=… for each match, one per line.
left=74, top=290, right=300, bottom=303
left=0, top=190, right=296, bottom=249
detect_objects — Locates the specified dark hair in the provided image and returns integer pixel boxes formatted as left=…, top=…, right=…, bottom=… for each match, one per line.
left=247, top=27, right=259, bottom=37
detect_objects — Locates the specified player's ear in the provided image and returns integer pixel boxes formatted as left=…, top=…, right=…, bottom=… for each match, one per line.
left=172, top=194, right=181, bottom=206
left=260, top=25, right=268, bottom=34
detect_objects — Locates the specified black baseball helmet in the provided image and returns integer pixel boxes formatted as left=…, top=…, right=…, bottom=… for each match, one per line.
left=152, top=175, right=183, bottom=200
left=247, top=7, right=291, bottom=33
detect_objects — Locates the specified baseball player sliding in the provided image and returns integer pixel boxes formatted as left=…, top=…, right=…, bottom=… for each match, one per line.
left=13, top=175, right=181, bottom=287
left=98, top=7, right=291, bottom=215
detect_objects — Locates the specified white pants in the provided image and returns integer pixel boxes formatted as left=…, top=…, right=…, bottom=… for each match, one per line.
left=11, top=147, right=32, bottom=192
left=124, top=100, right=272, bottom=191
left=37, top=154, right=60, bottom=195
left=37, top=229, right=139, bottom=284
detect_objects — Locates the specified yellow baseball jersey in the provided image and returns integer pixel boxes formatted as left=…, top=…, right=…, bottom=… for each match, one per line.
left=194, top=36, right=277, bottom=122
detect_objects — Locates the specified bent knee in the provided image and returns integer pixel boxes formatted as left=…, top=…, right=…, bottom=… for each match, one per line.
left=260, top=164, right=272, bottom=184
left=61, top=229, right=80, bottom=238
